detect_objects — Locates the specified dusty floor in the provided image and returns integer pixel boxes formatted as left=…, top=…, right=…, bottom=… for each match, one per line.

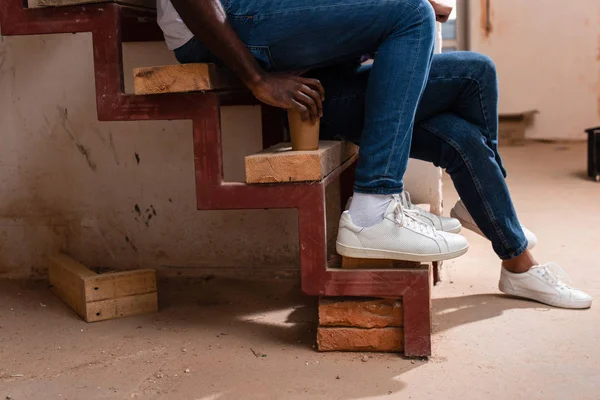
left=1, top=142, right=599, bottom=400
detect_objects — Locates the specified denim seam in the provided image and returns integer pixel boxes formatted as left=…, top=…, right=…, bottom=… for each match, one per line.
left=383, top=7, right=426, bottom=177
left=353, top=185, right=404, bottom=195
left=420, top=121, right=514, bottom=253
left=500, top=240, right=528, bottom=261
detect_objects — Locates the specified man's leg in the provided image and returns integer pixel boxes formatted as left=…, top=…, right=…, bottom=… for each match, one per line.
left=314, top=53, right=526, bottom=259
left=316, top=52, right=591, bottom=308
left=220, top=0, right=468, bottom=261
left=178, top=0, right=440, bottom=227
left=410, top=114, right=591, bottom=308
left=222, top=0, right=437, bottom=196
left=410, top=53, right=591, bottom=308
left=410, top=114, right=527, bottom=260
left=411, top=52, right=535, bottom=266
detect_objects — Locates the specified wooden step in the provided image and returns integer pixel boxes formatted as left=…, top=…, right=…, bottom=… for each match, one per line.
left=341, top=257, right=423, bottom=270
left=245, top=141, right=358, bottom=184
left=133, top=63, right=241, bottom=95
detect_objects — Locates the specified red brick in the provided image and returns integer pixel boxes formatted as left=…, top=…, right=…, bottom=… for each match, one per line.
left=317, top=327, right=404, bottom=352
left=319, top=298, right=402, bottom=329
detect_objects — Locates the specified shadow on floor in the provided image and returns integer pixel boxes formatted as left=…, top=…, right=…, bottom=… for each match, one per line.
left=0, top=278, right=554, bottom=400
left=432, top=293, right=549, bottom=335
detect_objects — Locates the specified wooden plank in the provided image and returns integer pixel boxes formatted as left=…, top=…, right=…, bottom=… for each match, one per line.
left=133, top=63, right=240, bottom=95
left=341, top=257, right=422, bottom=270
left=319, top=298, right=403, bottom=328
left=83, top=269, right=157, bottom=302
left=245, top=141, right=359, bottom=184
left=48, top=254, right=97, bottom=319
left=317, top=327, right=404, bottom=352
left=33, top=0, right=156, bottom=9
left=85, top=292, right=158, bottom=322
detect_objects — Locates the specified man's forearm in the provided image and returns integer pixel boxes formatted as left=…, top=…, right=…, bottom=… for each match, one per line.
left=169, top=0, right=265, bottom=86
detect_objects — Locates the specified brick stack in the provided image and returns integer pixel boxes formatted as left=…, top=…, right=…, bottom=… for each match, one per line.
left=317, top=298, right=404, bottom=352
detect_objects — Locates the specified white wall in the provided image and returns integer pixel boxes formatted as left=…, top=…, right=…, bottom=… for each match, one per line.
left=0, top=32, right=301, bottom=278
left=469, top=0, right=600, bottom=140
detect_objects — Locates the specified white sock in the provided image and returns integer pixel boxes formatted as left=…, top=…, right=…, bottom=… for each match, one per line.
left=348, top=193, right=393, bottom=227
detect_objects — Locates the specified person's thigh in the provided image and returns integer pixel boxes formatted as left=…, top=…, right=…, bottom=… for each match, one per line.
left=223, top=0, right=433, bottom=71
left=317, top=53, right=492, bottom=143
left=415, top=51, right=506, bottom=175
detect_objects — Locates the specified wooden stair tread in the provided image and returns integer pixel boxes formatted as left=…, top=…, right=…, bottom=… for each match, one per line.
left=133, top=63, right=242, bottom=95
left=245, top=141, right=359, bottom=184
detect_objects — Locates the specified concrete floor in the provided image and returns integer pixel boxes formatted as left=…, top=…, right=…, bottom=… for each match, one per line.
left=1, top=142, right=599, bottom=400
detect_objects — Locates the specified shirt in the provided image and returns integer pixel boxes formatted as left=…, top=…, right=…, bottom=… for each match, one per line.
left=157, top=0, right=194, bottom=50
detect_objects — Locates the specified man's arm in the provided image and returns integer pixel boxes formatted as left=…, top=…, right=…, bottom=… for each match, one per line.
left=169, top=0, right=324, bottom=123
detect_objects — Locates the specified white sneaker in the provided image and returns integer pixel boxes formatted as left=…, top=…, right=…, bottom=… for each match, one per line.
left=450, top=199, right=537, bottom=249
left=336, top=195, right=469, bottom=262
left=399, top=192, right=462, bottom=233
left=345, top=192, right=462, bottom=234
left=499, top=263, right=592, bottom=309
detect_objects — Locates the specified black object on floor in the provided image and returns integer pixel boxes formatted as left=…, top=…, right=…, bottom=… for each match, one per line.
left=586, top=127, right=600, bottom=182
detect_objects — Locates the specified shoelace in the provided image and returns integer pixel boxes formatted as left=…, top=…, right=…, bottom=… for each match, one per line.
left=401, top=192, right=429, bottom=219
left=401, top=191, right=417, bottom=210
left=392, top=195, right=436, bottom=236
left=537, top=262, right=572, bottom=288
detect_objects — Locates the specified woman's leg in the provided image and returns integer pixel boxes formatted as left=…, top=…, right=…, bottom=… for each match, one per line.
left=315, top=53, right=591, bottom=307
left=317, top=52, right=526, bottom=260
left=410, top=113, right=528, bottom=261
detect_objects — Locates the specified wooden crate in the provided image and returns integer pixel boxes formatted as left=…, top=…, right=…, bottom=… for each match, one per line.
left=48, top=254, right=158, bottom=322
left=498, top=110, right=539, bottom=146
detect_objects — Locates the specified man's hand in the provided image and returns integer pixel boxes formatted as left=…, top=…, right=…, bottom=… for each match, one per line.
left=429, top=0, right=453, bottom=23
left=249, top=74, right=325, bottom=123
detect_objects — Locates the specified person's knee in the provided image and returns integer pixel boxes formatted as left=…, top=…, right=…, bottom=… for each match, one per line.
left=388, top=0, right=436, bottom=42
left=466, top=52, right=497, bottom=80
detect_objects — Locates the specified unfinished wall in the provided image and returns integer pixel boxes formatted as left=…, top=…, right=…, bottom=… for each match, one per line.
left=469, top=0, right=600, bottom=140
left=0, top=32, right=302, bottom=279
left=0, top=25, right=444, bottom=279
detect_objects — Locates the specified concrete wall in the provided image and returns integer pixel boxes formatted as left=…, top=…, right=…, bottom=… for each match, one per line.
left=0, top=26, right=443, bottom=279
left=469, top=0, right=600, bottom=140
left=0, top=33, right=303, bottom=279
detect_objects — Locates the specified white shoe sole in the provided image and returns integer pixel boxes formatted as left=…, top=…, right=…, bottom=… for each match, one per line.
left=450, top=210, right=537, bottom=250
left=499, top=282, right=592, bottom=309
left=336, top=241, right=469, bottom=263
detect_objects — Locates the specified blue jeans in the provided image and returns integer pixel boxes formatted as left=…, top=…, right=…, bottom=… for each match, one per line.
left=175, top=2, right=527, bottom=259
left=309, top=52, right=528, bottom=259
left=175, top=0, right=437, bottom=194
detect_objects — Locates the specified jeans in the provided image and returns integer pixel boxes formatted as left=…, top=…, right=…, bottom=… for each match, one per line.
left=309, top=52, right=528, bottom=259
left=174, top=2, right=528, bottom=259
left=175, top=0, right=437, bottom=194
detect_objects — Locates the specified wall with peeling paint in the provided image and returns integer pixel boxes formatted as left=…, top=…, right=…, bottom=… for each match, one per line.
left=470, top=0, right=600, bottom=140
left=0, top=33, right=304, bottom=278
